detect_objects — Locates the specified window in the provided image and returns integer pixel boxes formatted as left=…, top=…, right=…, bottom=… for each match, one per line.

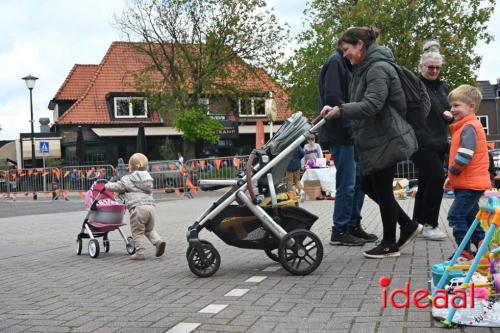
left=198, top=98, right=210, bottom=114
left=238, top=97, right=266, bottom=117
left=477, top=115, right=489, bottom=134
left=113, top=97, right=147, bottom=118
left=497, top=90, right=500, bottom=98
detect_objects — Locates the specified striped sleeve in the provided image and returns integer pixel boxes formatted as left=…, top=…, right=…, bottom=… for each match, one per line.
left=449, top=125, right=477, bottom=176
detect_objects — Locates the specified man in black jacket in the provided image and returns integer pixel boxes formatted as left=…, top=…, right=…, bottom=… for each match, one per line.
left=319, top=48, right=377, bottom=245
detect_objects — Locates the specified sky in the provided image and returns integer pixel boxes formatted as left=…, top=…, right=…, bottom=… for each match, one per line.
left=0, top=0, right=499, bottom=141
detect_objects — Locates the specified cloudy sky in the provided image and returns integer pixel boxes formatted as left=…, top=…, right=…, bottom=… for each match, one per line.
left=0, top=0, right=499, bottom=140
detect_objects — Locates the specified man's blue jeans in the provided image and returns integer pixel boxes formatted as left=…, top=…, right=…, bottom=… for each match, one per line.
left=330, top=145, right=365, bottom=231
left=447, top=189, right=485, bottom=251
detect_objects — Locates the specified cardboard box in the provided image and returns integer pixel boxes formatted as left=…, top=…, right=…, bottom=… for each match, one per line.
left=304, top=186, right=322, bottom=200
left=303, top=180, right=322, bottom=200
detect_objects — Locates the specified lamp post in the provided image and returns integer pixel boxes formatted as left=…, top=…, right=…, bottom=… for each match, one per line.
left=22, top=74, right=38, bottom=200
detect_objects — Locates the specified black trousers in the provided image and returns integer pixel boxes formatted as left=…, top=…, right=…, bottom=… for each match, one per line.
left=411, top=150, right=445, bottom=228
left=361, top=165, right=413, bottom=244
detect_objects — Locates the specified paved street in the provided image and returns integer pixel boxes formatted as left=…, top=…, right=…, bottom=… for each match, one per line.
left=0, top=192, right=495, bottom=332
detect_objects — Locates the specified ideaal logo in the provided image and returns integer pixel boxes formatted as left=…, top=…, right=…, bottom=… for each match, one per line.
left=379, top=276, right=476, bottom=309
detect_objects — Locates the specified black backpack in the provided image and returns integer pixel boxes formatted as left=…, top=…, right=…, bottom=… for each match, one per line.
left=389, top=63, right=431, bottom=130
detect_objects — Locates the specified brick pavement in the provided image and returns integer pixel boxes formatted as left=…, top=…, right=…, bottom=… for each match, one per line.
left=0, top=193, right=495, bottom=332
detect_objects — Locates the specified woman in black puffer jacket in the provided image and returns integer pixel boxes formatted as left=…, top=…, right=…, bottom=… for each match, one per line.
left=412, top=41, right=453, bottom=241
left=321, top=27, right=422, bottom=258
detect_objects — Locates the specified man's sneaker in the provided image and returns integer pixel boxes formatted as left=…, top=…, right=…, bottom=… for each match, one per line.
left=422, top=226, right=447, bottom=240
left=397, top=223, right=424, bottom=250
left=330, top=229, right=366, bottom=246
left=348, top=220, right=378, bottom=243
left=155, top=241, right=166, bottom=257
left=130, top=253, right=145, bottom=260
left=363, top=243, right=400, bottom=259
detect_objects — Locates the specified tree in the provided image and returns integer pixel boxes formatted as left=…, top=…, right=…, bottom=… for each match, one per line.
left=278, top=0, right=495, bottom=117
left=115, top=0, right=289, bottom=143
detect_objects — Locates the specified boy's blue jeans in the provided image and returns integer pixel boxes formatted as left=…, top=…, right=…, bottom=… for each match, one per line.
left=330, top=145, right=365, bottom=231
left=447, top=189, right=485, bottom=252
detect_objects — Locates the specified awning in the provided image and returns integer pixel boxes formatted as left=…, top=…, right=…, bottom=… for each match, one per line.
left=92, top=127, right=181, bottom=137
left=91, top=124, right=275, bottom=137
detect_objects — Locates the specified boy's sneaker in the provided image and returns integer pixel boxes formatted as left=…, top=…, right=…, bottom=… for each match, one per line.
left=363, top=243, right=400, bottom=259
left=447, top=250, right=474, bottom=263
left=397, top=223, right=424, bottom=250
left=155, top=241, right=166, bottom=257
left=130, top=253, right=145, bottom=260
left=330, top=229, right=366, bottom=246
left=422, top=225, right=447, bottom=240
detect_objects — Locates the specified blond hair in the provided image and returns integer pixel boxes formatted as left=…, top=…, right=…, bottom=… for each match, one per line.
left=448, top=84, right=483, bottom=112
left=128, top=153, right=149, bottom=171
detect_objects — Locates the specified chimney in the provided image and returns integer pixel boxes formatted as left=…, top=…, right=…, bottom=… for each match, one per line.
left=39, top=118, right=50, bottom=132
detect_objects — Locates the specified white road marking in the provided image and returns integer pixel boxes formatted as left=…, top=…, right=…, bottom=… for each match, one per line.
left=224, top=288, right=249, bottom=297
left=198, top=304, right=228, bottom=314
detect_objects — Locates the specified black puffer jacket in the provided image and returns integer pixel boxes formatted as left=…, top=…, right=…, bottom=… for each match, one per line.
left=339, top=44, right=418, bottom=175
left=415, top=76, right=450, bottom=154
left=318, top=48, right=353, bottom=146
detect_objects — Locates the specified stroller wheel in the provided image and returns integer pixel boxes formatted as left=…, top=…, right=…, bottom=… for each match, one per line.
left=278, top=229, right=323, bottom=276
left=187, top=241, right=220, bottom=278
left=76, top=238, right=82, bottom=255
left=88, top=239, right=100, bottom=258
left=126, top=237, right=136, bottom=255
left=186, top=240, right=211, bottom=259
left=264, top=249, right=279, bottom=262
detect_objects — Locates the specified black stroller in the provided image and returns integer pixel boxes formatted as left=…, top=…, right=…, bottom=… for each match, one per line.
left=186, top=112, right=326, bottom=277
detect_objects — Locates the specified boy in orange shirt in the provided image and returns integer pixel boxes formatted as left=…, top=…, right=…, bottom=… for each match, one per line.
left=444, top=85, right=490, bottom=260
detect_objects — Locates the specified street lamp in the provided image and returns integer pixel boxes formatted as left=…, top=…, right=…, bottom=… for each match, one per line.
left=22, top=74, right=38, bottom=200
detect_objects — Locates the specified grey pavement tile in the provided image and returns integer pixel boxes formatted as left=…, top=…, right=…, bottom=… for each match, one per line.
left=0, top=196, right=484, bottom=333
left=0, top=326, right=32, bottom=333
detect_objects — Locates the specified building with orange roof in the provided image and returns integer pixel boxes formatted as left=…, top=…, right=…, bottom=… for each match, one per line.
left=48, top=42, right=293, bottom=164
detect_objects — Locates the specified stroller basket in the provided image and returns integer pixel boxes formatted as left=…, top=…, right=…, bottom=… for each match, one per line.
left=207, top=205, right=318, bottom=250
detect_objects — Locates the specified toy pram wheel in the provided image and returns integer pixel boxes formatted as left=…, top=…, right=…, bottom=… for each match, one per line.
left=187, top=242, right=220, bottom=277
left=278, top=229, right=323, bottom=275
left=103, top=240, right=110, bottom=253
left=126, top=236, right=136, bottom=255
left=88, top=239, right=100, bottom=258
left=76, top=238, right=82, bottom=255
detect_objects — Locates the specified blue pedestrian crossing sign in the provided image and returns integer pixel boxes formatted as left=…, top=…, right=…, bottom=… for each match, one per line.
left=39, top=141, right=49, bottom=154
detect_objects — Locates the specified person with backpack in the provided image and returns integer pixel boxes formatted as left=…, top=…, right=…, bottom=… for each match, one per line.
left=412, top=41, right=454, bottom=241
left=318, top=46, right=377, bottom=246
left=321, top=26, right=422, bottom=258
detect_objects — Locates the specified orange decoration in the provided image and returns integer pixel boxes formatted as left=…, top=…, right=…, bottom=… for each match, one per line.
left=233, top=158, right=241, bottom=169
left=154, top=165, right=161, bottom=172
left=64, top=170, right=71, bottom=178
left=199, top=160, right=206, bottom=168
left=168, top=164, right=176, bottom=171
left=79, top=192, right=85, bottom=199
left=12, top=193, right=17, bottom=201
left=174, top=188, right=181, bottom=196
left=215, top=159, right=221, bottom=170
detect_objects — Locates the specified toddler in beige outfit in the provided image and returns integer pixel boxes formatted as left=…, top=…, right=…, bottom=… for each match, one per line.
left=105, top=153, right=165, bottom=260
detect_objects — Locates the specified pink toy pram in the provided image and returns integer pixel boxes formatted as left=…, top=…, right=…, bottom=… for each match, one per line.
left=76, top=179, right=135, bottom=258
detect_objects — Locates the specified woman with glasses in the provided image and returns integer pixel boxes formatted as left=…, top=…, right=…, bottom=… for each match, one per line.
left=412, top=41, right=453, bottom=241
left=303, top=134, right=323, bottom=164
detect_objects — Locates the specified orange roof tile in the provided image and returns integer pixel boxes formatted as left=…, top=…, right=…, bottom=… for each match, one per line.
left=54, top=65, right=98, bottom=100
left=56, top=42, right=292, bottom=125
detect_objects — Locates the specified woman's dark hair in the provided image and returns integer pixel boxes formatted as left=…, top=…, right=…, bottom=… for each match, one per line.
left=338, top=26, right=379, bottom=49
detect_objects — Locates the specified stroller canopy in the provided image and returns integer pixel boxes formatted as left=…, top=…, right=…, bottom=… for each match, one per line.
left=263, top=112, right=311, bottom=156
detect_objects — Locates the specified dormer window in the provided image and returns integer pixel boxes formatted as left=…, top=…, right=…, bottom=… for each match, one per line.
left=238, top=97, right=266, bottom=117
left=114, top=97, right=147, bottom=118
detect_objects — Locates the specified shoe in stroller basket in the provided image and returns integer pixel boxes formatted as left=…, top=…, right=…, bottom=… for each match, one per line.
left=187, top=112, right=328, bottom=277
left=76, top=179, right=135, bottom=258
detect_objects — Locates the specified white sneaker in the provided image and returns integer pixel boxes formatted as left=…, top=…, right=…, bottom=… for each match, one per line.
left=422, top=226, right=447, bottom=240
left=299, top=190, right=306, bottom=202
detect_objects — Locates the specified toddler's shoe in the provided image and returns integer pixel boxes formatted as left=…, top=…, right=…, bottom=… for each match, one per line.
left=448, top=250, right=474, bottom=263
left=130, top=253, right=145, bottom=260
left=156, top=241, right=166, bottom=257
